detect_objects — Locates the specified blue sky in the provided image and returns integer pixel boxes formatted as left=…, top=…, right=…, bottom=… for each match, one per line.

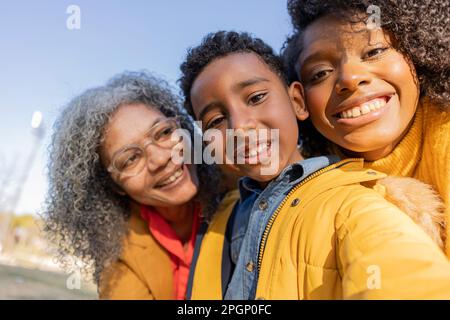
left=0, top=0, right=293, bottom=215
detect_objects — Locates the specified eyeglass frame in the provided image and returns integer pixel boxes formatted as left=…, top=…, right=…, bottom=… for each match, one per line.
left=106, top=116, right=183, bottom=177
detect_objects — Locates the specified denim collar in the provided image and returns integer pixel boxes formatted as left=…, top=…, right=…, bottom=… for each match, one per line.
left=238, top=155, right=340, bottom=202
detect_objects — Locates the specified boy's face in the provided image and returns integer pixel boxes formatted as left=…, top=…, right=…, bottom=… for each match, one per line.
left=296, top=14, right=419, bottom=160
left=190, top=52, right=308, bottom=182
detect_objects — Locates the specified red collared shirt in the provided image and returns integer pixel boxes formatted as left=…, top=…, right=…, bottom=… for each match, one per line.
left=140, top=203, right=200, bottom=300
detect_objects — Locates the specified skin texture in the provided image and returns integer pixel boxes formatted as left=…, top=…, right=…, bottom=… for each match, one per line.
left=190, top=52, right=308, bottom=183
left=100, top=103, right=199, bottom=242
left=296, top=15, right=420, bottom=160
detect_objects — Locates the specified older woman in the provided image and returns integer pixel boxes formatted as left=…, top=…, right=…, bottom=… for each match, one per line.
left=42, top=71, right=236, bottom=299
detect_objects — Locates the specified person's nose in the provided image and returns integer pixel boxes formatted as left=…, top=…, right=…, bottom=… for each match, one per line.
left=228, top=104, right=258, bottom=132
left=144, top=143, right=172, bottom=173
left=227, top=104, right=260, bottom=153
left=335, top=59, right=372, bottom=94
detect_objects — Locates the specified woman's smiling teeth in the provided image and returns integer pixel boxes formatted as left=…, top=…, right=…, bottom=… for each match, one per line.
left=339, top=97, right=387, bottom=119
left=156, top=167, right=184, bottom=188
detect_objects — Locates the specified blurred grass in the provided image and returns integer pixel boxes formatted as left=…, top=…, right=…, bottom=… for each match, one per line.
left=0, top=264, right=97, bottom=300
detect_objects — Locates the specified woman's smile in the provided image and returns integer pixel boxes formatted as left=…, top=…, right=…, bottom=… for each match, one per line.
left=154, top=163, right=189, bottom=190
left=333, top=93, right=396, bottom=128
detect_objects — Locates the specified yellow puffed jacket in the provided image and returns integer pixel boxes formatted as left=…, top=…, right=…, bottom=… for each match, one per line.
left=190, top=159, right=450, bottom=300
left=335, top=100, right=450, bottom=255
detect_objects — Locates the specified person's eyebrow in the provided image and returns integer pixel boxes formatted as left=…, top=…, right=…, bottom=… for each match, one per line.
left=297, top=48, right=335, bottom=81
left=198, top=102, right=222, bottom=122
left=197, top=77, right=270, bottom=121
left=232, top=76, right=270, bottom=91
left=110, top=116, right=165, bottom=157
left=147, top=117, right=164, bottom=132
left=298, top=49, right=329, bottom=68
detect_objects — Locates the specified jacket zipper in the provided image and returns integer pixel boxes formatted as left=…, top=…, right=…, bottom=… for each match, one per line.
left=256, top=158, right=361, bottom=275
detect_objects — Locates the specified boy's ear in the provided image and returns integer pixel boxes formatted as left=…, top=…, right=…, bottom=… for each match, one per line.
left=288, top=81, right=309, bottom=121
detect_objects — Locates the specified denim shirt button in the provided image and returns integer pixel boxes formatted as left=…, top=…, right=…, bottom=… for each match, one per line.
left=291, top=198, right=300, bottom=207
left=258, top=200, right=268, bottom=211
left=246, top=262, right=255, bottom=272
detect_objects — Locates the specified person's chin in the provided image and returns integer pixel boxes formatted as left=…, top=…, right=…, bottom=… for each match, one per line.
left=151, top=175, right=198, bottom=205
left=341, top=126, right=400, bottom=152
left=155, top=189, right=197, bottom=206
left=239, top=164, right=281, bottom=183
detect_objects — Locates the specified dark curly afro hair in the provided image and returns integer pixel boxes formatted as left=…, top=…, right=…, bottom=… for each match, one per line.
left=282, top=0, right=450, bottom=157
left=179, top=31, right=288, bottom=118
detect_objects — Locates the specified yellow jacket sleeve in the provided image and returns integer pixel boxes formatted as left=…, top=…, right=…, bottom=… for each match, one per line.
left=336, top=185, right=450, bottom=299
left=98, top=261, right=155, bottom=300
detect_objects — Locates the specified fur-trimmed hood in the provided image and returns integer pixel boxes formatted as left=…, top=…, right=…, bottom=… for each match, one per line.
left=374, top=177, right=446, bottom=249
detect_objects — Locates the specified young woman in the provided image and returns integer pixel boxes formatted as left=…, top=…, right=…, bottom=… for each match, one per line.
left=283, top=0, right=450, bottom=254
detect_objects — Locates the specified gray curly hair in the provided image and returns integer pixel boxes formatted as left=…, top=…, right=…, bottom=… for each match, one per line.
left=41, top=71, right=223, bottom=284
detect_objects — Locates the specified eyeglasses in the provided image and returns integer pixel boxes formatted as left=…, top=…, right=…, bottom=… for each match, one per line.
left=107, top=117, right=182, bottom=177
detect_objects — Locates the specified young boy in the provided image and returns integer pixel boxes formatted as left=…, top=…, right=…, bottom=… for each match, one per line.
left=179, top=31, right=450, bottom=299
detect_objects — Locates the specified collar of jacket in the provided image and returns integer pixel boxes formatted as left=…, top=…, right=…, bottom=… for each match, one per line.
left=238, top=155, right=341, bottom=202
left=120, top=204, right=174, bottom=299
left=189, top=158, right=386, bottom=300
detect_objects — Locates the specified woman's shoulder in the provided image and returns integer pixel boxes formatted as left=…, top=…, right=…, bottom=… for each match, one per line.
left=418, top=99, right=450, bottom=190
left=124, top=204, right=154, bottom=247
left=422, top=98, right=450, bottom=138
left=121, top=205, right=173, bottom=260
left=99, top=205, right=174, bottom=299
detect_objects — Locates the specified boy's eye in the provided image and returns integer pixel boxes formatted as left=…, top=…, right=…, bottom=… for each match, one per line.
left=248, top=92, right=267, bottom=105
left=309, top=69, right=332, bottom=83
left=364, top=47, right=388, bottom=59
left=205, top=115, right=225, bottom=130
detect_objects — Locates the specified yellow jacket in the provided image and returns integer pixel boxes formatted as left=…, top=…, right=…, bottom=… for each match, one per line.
left=98, top=203, right=173, bottom=299
left=190, top=159, right=450, bottom=299
left=99, top=196, right=244, bottom=299
left=345, top=100, right=450, bottom=256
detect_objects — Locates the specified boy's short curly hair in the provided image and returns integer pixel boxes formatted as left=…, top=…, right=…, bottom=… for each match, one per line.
left=179, top=31, right=288, bottom=117
left=282, top=0, right=450, bottom=157
left=283, top=0, right=450, bottom=107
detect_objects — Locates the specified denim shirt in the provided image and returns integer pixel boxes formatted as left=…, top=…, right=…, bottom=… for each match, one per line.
left=224, top=155, right=340, bottom=300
